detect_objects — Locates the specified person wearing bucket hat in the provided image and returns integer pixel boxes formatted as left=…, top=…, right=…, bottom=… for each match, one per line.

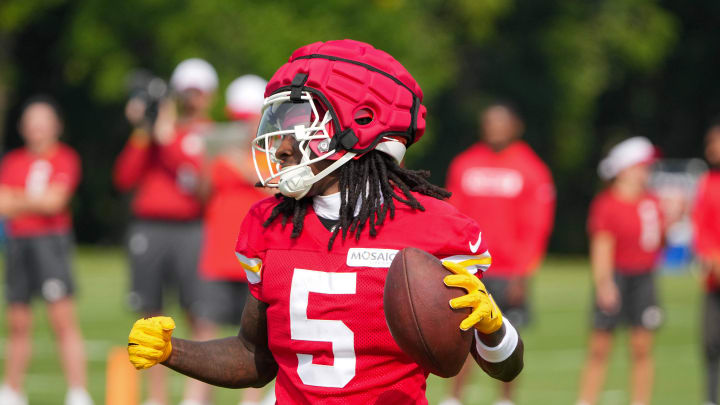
left=197, top=74, right=273, bottom=405
left=197, top=74, right=269, bottom=329
left=114, top=57, right=218, bottom=405
left=692, top=123, right=720, bottom=405
left=577, top=136, right=664, bottom=405
left=125, top=39, right=524, bottom=404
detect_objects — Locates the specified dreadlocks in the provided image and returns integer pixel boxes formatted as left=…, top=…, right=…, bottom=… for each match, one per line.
left=262, top=151, right=451, bottom=249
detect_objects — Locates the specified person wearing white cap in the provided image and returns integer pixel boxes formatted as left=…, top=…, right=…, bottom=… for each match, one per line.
left=225, top=75, right=267, bottom=121
left=170, top=58, right=219, bottom=95
left=577, top=136, right=664, bottom=405
left=190, top=74, right=273, bottom=405
left=113, top=57, right=218, bottom=405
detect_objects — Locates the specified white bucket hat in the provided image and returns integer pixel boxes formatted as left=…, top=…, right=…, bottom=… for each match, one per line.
left=598, top=136, right=656, bottom=180
left=225, top=74, right=267, bottom=119
left=170, top=58, right=218, bottom=93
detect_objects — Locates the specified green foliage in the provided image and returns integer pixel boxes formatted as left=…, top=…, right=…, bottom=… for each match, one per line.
left=62, top=1, right=457, bottom=102
left=0, top=1, right=694, bottom=249
left=452, top=0, right=515, bottom=42
left=11, top=1, right=678, bottom=165
left=541, top=0, right=677, bottom=170
left=53, top=0, right=473, bottom=161
left=0, top=0, right=65, bottom=101
left=0, top=0, right=65, bottom=34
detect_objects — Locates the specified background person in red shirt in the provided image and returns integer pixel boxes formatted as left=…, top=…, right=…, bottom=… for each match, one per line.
left=0, top=97, right=92, bottom=405
left=113, top=58, right=218, bottom=405
left=444, top=102, right=555, bottom=405
left=577, top=137, right=663, bottom=405
left=197, top=74, right=272, bottom=405
left=692, top=124, right=720, bottom=405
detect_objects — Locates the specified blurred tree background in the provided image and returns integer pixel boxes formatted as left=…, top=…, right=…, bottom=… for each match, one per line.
left=1, top=0, right=718, bottom=252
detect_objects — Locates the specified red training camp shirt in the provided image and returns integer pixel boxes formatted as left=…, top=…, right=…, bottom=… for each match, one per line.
left=446, top=141, right=555, bottom=277
left=235, top=192, right=491, bottom=404
left=113, top=120, right=211, bottom=220
left=200, top=158, right=267, bottom=281
left=587, top=189, right=663, bottom=274
left=692, top=170, right=720, bottom=291
left=0, top=143, right=81, bottom=237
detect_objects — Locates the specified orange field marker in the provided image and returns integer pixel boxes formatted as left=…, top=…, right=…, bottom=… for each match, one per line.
left=105, top=347, right=139, bottom=405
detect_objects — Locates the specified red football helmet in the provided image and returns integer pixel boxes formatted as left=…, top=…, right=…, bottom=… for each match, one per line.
left=253, top=39, right=426, bottom=199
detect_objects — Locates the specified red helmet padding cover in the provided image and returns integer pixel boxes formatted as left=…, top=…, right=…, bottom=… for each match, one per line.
left=265, top=40, right=426, bottom=156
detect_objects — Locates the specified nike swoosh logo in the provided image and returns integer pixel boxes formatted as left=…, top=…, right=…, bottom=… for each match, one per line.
left=469, top=232, right=482, bottom=253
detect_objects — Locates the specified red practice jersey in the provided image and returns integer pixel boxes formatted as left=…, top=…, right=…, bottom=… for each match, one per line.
left=235, top=192, right=491, bottom=404
left=0, top=143, right=80, bottom=237
left=113, top=121, right=211, bottom=220
left=588, top=190, right=663, bottom=274
left=446, top=141, right=555, bottom=277
left=692, top=170, right=720, bottom=291
left=200, top=158, right=267, bottom=281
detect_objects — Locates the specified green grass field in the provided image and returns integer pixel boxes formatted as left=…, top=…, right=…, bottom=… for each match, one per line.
left=0, top=248, right=704, bottom=404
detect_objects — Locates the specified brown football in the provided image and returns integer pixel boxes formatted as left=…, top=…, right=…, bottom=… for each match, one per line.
left=384, top=247, right=474, bottom=377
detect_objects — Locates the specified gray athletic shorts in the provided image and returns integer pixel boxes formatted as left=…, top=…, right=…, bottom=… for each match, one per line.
left=194, top=281, right=249, bottom=325
left=483, top=276, right=531, bottom=328
left=593, top=271, right=663, bottom=331
left=4, top=233, right=75, bottom=304
left=703, top=291, right=720, bottom=360
left=126, top=220, right=204, bottom=315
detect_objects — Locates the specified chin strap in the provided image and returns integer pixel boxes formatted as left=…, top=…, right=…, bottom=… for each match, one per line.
left=278, top=151, right=357, bottom=199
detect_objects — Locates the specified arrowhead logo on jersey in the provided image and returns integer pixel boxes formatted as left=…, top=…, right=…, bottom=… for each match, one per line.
left=469, top=232, right=482, bottom=253
left=346, top=248, right=399, bottom=268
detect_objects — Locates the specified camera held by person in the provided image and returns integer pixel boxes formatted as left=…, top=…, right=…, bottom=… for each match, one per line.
left=126, top=69, right=168, bottom=129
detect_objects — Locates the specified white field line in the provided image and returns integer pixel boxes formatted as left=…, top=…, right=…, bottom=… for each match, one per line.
left=0, top=338, right=114, bottom=361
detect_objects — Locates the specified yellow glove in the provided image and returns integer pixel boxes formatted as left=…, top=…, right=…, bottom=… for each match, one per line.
left=442, top=261, right=503, bottom=334
left=128, top=316, right=175, bottom=370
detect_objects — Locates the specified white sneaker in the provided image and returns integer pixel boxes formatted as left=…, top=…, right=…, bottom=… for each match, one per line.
left=438, top=398, right=462, bottom=405
left=65, top=388, right=93, bottom=405
left=493, top=400, right=515, bottom=405
left=0, top=384, right=27, bottom=405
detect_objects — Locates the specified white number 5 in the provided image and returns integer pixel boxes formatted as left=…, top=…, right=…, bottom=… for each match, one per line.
left=289, top=269, right=357, bottom=388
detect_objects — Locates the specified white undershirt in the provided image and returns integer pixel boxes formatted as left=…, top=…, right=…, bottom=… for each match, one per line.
left=313, top=187, right=376, bottom=221
left=312, top=192, right=342, bottom=220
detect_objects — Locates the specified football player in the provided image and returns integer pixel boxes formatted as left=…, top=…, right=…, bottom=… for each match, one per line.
left=577, top=137, right=663, bottom=405
left=127, top=40, right=524, bottom=404
left=693, top=123, right=720, bottom=405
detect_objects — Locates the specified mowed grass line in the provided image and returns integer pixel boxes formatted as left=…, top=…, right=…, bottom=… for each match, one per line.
left=0, top=248, right=705, bottom=404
